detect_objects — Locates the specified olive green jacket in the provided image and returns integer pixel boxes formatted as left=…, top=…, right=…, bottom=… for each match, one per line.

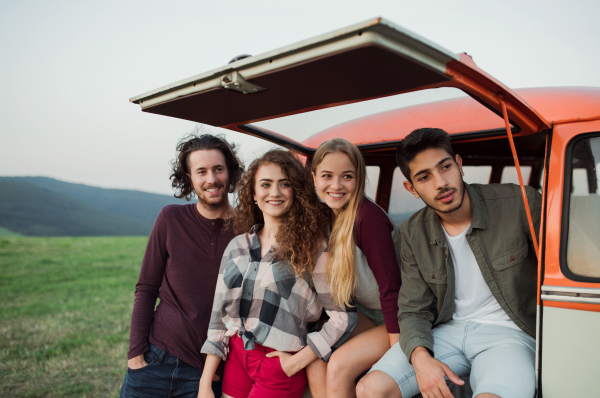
left=397, top=183, right=541, bottom=362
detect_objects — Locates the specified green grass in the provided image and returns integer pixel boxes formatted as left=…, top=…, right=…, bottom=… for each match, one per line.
left=0, top=236, right=148, bottom=397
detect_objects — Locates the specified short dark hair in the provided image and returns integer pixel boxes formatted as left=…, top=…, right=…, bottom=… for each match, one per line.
left=170, top=134, right=244, bottom=200
left=396, top=128, right=455, bottom=182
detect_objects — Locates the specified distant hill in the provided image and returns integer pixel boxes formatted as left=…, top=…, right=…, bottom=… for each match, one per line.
left=0, top=177, right=189, bottom=236
left=8, top=176, right=187, bottom=225
left=0, top=226, right=19, bottom=236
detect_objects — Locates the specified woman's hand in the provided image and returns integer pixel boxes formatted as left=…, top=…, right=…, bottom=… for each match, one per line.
left=267, top=346, right=319, bottom=377
left=265, top=351, right=298, bottom=377
left=127, top=354, right=147, bottom=370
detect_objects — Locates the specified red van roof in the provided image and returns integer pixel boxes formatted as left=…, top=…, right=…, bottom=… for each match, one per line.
left=302, top=87, right=600, bottom=148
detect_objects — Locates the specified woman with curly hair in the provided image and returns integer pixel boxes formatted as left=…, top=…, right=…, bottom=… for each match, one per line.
left=306, top=138, right=402, bottom=398
left=198, top=149, right=359, bottom=398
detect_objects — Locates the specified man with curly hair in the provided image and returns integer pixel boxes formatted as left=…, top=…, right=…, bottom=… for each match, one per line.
left=119, top=134, right=244, bottom=398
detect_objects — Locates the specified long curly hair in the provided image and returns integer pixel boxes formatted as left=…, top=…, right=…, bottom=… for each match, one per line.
left=235, top=149, right=327, bottom=276
left=170, top=133, right=244, bottom=200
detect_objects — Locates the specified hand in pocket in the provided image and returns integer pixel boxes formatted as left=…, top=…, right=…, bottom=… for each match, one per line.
left=127, top=353, right=148, bottom=370
left=265, top=351, right=296, bottom=377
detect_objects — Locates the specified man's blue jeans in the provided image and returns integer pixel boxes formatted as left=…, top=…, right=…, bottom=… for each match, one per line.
left=119, top=343, right=222, bottom=398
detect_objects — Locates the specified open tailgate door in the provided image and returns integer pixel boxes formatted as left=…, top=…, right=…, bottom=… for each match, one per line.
left=130, top=17, right=549, bottom=153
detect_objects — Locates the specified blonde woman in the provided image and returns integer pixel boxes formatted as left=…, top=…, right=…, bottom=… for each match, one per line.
left=306, top=138, right=402, bottom=398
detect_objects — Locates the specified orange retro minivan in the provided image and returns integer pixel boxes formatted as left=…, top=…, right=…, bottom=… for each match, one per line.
left=130, top=18, right=600, bottom=397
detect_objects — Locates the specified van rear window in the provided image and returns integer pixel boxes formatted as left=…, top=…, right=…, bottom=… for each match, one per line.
left=501, top=166, right=532, bottom=185
left=565, top=135, right=600, bottom=279
left=365, top=166, right=380, bottom=201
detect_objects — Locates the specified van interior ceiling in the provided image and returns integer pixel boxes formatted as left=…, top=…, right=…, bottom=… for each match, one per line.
left=351, top=132, right=547, bottom=214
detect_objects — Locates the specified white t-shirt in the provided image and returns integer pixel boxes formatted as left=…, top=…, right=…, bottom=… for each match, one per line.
left=442, top=223, right=520, bottom=330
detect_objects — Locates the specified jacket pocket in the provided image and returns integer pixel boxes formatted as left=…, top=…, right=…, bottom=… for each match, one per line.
left=421, top=268, right=447, bottom=284
left=491, top=240, right=528, bottom=271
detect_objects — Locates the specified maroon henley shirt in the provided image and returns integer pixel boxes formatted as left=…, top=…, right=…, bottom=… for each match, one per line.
left=127, top=204, right=236, bottom=374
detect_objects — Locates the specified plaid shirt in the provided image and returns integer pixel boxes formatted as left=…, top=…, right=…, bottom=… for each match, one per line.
left=201, top=225, right=359, bottom=362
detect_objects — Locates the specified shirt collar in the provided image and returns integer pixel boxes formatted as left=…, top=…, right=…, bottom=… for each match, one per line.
left=464, top=183, right=486, bottom=231
left=248, top=224, right=263, bottom=257
left=249, top=224, right=263, bottom=235
left=248, top=224, right=278, bottom=261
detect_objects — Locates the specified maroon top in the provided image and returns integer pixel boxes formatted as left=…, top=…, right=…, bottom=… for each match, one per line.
left=128, top=204, right=236, bottom=374
left=354, top=198, right=402, bottom=333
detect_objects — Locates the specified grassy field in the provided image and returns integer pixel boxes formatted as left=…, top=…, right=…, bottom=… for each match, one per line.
left=0, top=236, right=147, bottom=397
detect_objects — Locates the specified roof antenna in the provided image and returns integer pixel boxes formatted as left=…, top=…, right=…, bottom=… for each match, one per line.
left=228, top=54, right=252, bottom=64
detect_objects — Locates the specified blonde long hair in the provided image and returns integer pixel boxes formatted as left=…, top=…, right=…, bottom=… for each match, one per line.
left=310, top=138, right=366, bottom=307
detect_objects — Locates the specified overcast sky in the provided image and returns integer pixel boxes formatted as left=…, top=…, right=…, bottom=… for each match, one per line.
left=1, top=0, right=599, bottom=195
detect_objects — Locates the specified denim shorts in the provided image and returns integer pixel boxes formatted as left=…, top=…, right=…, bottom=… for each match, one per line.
left=119, top=343, right=222, bottom=398
left=356, top=303, right=385, bottom=326
left=370, top=320, right=536, bottom=398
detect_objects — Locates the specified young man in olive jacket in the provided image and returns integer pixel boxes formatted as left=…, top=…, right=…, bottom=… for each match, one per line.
left=357, top=128, right=541, bottom=398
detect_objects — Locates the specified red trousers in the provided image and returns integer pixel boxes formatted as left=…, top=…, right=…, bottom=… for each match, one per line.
left=222, top=335, right=307, bottom=398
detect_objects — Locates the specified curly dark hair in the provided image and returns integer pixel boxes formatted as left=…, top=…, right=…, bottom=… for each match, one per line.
left=170, top=134, right=244, bottom=200
left=235, top=149, right=328, bottom=276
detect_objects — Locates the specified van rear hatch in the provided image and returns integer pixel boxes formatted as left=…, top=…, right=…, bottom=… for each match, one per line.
left=130, top=17, right=549, bottom=153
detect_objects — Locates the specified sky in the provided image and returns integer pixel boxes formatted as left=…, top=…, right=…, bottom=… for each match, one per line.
left=1, top=0, right=599, bottom=196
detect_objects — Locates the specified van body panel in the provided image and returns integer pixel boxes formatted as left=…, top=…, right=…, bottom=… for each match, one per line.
left=544, top=119, right=600, bottom=296
left=540, top=306, right=600, bottom=396
left=304, top=87, right=600, bottom=149
left=445, top=53, right=549, bottom=136
left=540, top=119, right=600, bottom=394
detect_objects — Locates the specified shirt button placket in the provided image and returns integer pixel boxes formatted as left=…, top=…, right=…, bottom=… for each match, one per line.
left=210, top=222, right=217, bottom=252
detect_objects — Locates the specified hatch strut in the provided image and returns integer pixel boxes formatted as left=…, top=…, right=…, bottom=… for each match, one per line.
left=498, top=95, right=539, bottom=258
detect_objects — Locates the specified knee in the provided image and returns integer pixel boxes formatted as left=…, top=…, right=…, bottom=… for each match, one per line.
left=356, top=371, right=400, bottom=398
left=326, top=354, right=351, bottom=382
left=355, top=377, right=371, bottom=398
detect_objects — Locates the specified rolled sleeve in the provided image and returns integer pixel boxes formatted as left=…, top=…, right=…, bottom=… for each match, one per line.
left=200, top=339, right=228, bottom=360
left=308, top=252, right=359, bottom=362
